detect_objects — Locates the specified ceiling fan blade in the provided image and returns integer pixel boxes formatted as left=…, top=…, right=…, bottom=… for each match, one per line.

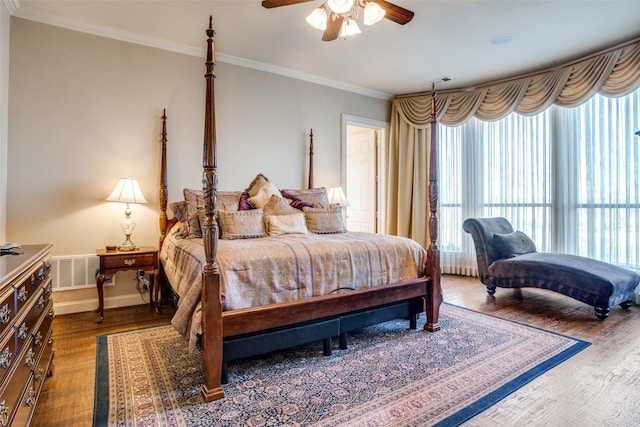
left=371, top=0, right=414, bottom=25
left=322, top=14, right=344, bottom=41
left=261, top=0, right=314, bottom=8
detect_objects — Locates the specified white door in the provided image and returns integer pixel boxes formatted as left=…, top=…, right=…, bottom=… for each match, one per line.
left=346, top=125, right=377, bottom=232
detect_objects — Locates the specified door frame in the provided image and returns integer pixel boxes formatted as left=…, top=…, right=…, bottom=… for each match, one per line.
left=340, top=114, right=388, bottom=233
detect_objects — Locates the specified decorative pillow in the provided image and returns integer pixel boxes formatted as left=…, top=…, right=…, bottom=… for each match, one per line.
left=493, top=231, right=537, bottom=258
left=183, top=188, right=203, bottom=238
left=168, top=201, right=189, bottom=238
left=248, top=181, right=282, bottom=209
left=218, top=209, right=266, bottom=240
left=246, top=173, right=270, bottom=197
left=267, top=213, right=308, bottom=236
left=218, top=191, right=243, bottom=212
left=239, top=191, right=252, bottom=210
left=184, top=189, right=243, bottom=237
left=169, top=201, right=188, bottom=222
left=283, top=188, right=329, bottom=208
left=281, top=189, right=313, bottom=210
left=263, top=194, right=298, bottom=216
left=303, top=207, right=346, bottom=234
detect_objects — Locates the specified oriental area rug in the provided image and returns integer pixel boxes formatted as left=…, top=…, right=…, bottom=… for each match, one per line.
left=93, top=304, right=589, bottom=426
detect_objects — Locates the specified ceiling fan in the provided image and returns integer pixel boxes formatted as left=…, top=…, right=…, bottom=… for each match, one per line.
left=261, top=0, right=414, bottom=41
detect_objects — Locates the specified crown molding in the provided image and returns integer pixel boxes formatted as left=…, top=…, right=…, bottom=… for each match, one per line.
left=3, top=0, right=19, bottom=15
left=216, top=53, right=391, bottom=100
left=11, top=5, right=392, bottom=101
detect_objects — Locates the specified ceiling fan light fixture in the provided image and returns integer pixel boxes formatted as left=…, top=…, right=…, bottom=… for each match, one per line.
left=363, top=1, right=386, bottom=25
left=327, top=0, right=356, bottom=14
left=306, top=6, right=327, bottom=30
left=339, top=16, right=361, bottom=37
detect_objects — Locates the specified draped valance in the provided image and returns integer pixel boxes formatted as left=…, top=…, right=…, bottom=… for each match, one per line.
left=395, top=37, right=640, bottom=126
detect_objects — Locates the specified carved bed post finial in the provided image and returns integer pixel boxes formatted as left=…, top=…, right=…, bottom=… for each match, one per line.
left=159, top=109, right=168, bottom=250
left=425, top=83, right=442, bottom=332
left=308, top=129, right=314, bottom=189
left=200, top=15, right=224, bottom=403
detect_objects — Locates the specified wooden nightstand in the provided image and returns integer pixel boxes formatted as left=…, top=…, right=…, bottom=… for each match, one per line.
left=95, top=246, right=159, bottom=323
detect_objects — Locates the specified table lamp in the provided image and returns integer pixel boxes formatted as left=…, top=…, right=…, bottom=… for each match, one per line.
left=106, top=177, right=147, bottom=251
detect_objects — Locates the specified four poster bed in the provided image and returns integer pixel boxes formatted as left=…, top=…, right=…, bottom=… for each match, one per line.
left=157, top=17, right=442, bottom=402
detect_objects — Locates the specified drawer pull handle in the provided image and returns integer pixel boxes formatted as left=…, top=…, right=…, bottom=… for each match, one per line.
left=37, top=295, right=46, bottom=310
left=0, top=400, right=8, bottom=427
left=0, top=348, right=11, bottom=369
left=18, top=323, right=28, bottom=340
left=34, top=331, right=43, bottom=348
left=17, top=286, right=28, bottom=302
left=31, top=274, right=36, bottom=284
left=45, top=283, right=53, bottom=296
left=24, top=388, right=36, bottom=407
left=24, top=349, right=35, bottom=368
left=0, top=305, right=10, bottom=324
left=35, top=367, right=44, bottom=382
left=124, top=258, right=137, bottom=266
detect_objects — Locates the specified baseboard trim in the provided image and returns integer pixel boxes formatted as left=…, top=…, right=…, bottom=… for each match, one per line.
left=53, top=293, right=150, bottom=315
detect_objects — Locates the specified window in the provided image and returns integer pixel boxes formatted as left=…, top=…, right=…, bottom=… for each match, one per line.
left=440, top=89, right=640, bottom=275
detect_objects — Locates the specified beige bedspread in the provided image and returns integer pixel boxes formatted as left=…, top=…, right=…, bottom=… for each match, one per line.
left=161, top=224, right=427, bottom=352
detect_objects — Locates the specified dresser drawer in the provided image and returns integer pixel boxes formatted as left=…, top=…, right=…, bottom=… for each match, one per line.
left=10, top=372, right=37, bottom=427
left=14, top=261, right=50, bottom=316
left=0, top=329, right=16, bottom=386
left=33, top=326, right=53, bottom=392
left=32, top=301, right=53, bottom=360
left=14, top=288, right=46, bottom=355
left=0, top=339, right=35, bottom=425
left=101, top=252, right=156, bottom=270
left=0, top=288, right=15, bottom=337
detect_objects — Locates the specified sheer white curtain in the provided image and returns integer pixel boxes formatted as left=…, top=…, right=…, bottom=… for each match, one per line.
left=440, top=89, right=640, bottom=275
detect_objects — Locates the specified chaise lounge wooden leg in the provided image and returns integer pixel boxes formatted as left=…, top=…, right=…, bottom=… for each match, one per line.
left=594, top=306, right=610, bottom=320
left=486, top=286, right=497, bottom=296
left=619, top=300, right=633, bottom=310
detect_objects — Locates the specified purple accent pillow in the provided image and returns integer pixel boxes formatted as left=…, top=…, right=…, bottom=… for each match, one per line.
left=281, top=190, right=313, bottom=210
left=238, top=191, right=253, bottom=210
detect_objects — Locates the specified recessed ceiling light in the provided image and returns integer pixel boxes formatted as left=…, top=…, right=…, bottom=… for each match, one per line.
left=490, top=33, right=515, bottom=45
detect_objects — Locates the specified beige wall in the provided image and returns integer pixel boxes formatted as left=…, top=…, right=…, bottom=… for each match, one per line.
left=6, top=18, right=389, bottom=311
left=0, top=4, right=10, bottom=244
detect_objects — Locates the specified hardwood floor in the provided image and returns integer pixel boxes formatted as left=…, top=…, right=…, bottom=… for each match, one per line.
left=31, top=303, right=175, bottom=427
left=31, top=275, right=640, bottom=426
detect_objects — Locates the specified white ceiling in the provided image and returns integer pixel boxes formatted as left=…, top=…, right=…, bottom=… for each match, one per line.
left=13, top=0, right=640, bottom=99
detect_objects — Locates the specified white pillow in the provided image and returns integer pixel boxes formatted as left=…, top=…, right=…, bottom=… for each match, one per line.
left=267, top=213, right=308, bottom=236
left=247, top=181, right=282, bottom=209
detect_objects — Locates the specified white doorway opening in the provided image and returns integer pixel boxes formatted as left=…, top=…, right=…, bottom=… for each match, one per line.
left=340, top=114, right=388, bottom=233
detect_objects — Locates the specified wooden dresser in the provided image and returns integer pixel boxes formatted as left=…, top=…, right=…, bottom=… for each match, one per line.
left=0, top=244, right=54, bottom=426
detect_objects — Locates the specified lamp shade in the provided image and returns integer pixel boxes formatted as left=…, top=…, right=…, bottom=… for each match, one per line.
left=306, top=7, right=327, bottom=30
left=328, top=186, right=350, bottom=207
left=364, top=1, right=386, bottom=25
left=106, top=178, right=148, bottom=204
left=327, top=0, right=355, bottom=14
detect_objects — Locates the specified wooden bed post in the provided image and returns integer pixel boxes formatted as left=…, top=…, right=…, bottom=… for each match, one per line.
left=308, top=129, right=314, bottom=189
left=159, top=109, right=168, bottom=250
left=425, top=85, right=442, bottom=332
left=200, top=16, right=224, bottom=402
